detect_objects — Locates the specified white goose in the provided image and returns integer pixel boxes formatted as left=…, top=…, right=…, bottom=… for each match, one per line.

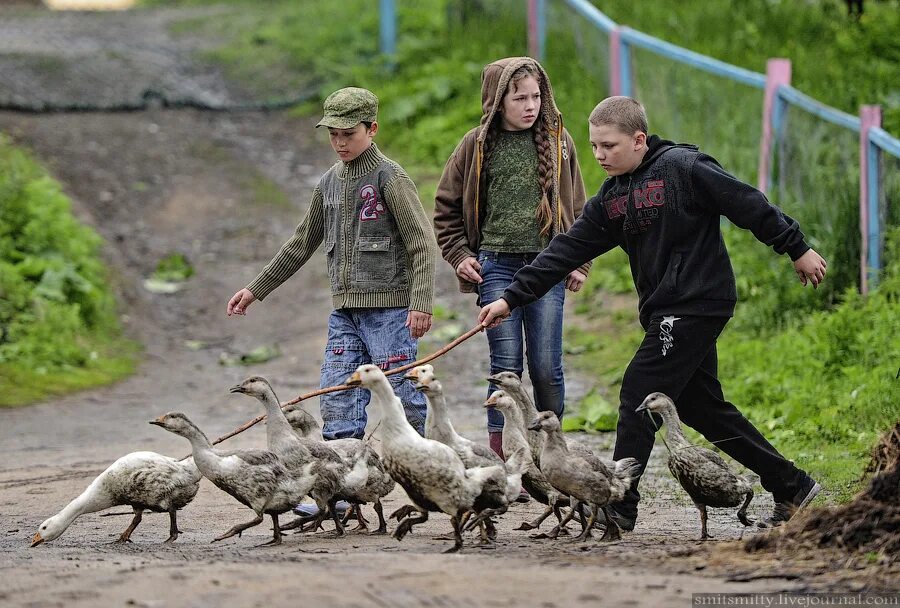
left=31, top=451, right=200, bottom=547
left=406, top=364, right=523, bottom=541
left=347, top=364, right=505, bottom=552
left=484, top=390, right=571, bottom=535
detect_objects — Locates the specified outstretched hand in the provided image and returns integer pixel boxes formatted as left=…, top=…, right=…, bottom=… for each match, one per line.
left=793, top=249, right=827, bottom=289
left=478, top=299, right=511, bottom=330
left=226, top=288, right=257, bottom=316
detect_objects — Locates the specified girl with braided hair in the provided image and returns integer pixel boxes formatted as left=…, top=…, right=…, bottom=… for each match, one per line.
left=434, top=57, right=589, bottom=464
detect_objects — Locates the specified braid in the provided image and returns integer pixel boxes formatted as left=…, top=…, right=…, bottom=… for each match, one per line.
left=533, top=115, right=554, bottom=237
left=479, top=117, right=499, bottom=206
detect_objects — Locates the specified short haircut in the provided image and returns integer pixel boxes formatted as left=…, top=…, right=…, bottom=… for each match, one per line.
left=589, top=96, right=648, bottom=136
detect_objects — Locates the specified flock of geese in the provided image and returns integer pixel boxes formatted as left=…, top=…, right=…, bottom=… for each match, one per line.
left=30, top=365, right=756, bottom=551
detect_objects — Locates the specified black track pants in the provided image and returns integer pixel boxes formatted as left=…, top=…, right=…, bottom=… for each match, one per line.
left=611, top=315, right=808, bottom=519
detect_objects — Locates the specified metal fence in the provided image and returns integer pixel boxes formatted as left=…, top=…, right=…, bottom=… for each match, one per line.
left=522, top=0, right=900, bottom=293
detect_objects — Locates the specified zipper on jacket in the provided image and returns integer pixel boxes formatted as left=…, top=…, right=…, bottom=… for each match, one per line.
left=340, top=175, right=350, bottom=306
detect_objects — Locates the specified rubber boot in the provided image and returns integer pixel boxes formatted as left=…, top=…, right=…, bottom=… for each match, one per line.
left=488, top=431, right=504, bottom=460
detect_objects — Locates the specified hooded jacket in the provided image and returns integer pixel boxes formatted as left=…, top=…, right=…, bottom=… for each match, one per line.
left=502, top=135, right=810, bottom=328
left=433, top=57, right=589, bottom=293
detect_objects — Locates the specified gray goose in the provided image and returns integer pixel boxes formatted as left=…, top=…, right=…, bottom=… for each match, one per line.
left=230, top=376, right=348, bottom=536
left=636, top=392, right=754, bottom=540
left=284, top=403, right=395, bottom=534
left=347, top=364, right=506, bottom=553
left=487, top=371, right=613, bottom=470
left=31, top=451, right=200, bottom=547
left=528, top=411, right=641, bottom=542
left=484, top=390, right=571, bottom=535
left=150, top=412, right=297, bottom=546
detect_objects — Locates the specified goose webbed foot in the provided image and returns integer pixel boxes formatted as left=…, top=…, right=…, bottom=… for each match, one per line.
left=599, top=508, right=621, bottom=542
left=390, top=504, right=418, bottom=521
left=372, top=501, right=388, bottom=535
left=737, top=491, right=754, bottom=526
left=163, top=533, right=179, bottom=544
left=515, top=521, right=538, bottom=531
left=212, top=514, right=264, bottom=543
left=393, top=511, right=428, bottom=542
left=442, top=515, right=464, bottom=553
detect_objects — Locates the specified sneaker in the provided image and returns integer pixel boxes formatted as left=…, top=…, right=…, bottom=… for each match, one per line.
left=515, top=488, right=531, bottom=504
left=292, top=500, right=351, bottom=517
left=758, top=477, right=822, bottom=529
left=593, top=506, right=636, bottom=532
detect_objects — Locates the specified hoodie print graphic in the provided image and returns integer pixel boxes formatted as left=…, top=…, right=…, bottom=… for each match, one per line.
left=659, top=315, right=681, bottom=356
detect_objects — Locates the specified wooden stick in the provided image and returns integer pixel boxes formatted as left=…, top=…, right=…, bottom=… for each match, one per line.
left=203, top=323, right=485, bottom=450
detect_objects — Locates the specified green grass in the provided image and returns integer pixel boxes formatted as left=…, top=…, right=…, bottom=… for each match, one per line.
left=0, top=136, right=138, bottom=407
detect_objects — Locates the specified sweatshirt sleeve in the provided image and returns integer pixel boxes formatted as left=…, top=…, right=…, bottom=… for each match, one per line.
left=503, top=197, right=617, bottom=310
left=246, top=187, right=325, bottom=301
left=691, top=155, right=810, bottom=261
left=384, top=173, right=437, bottom=314
left=433, top=140, right=475, bottom=271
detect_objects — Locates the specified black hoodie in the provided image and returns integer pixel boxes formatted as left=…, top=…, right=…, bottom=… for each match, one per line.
left=502, top=135, right=810, bottom=328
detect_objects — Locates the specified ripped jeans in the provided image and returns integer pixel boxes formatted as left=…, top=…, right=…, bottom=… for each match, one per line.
left=319, top=307, right=427, bottom=440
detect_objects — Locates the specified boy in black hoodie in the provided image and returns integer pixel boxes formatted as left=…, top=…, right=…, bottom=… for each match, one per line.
left=478, top=96, right=828, bottom=530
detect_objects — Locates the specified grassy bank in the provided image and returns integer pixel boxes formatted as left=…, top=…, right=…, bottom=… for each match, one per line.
left=145, top=0, right=899, bottom=497
left=0, top=137, right=137, bottom=407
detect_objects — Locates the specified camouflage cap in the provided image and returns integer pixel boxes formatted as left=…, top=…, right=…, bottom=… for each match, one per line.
left=316, top=87, right=378, bottom=129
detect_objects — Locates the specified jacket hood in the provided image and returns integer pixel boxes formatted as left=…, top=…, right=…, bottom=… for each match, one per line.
left=479, top=57, right=561, bottom=138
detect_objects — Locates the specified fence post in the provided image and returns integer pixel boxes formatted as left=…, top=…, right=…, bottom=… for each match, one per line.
left=758, top=58, right=791, bottom=194
left=528, top=0, right=546, bottom=61
left=380, top=0, right=396, bottom=57
left=610, top=27, right=632, bottom=97
left=859, top=105, right=882, bottom=294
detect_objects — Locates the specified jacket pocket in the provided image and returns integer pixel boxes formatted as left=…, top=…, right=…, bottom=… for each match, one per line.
left=324, top=240, right=339, bottom=289
left=355, top=236, right=395, bottom=284
left=664, top=251, right=683, bottom=294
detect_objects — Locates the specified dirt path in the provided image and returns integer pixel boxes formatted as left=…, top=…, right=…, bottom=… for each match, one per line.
left=0, top=6, right=881, bottom=607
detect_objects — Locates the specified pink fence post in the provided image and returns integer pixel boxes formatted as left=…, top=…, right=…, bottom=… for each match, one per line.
left=758, top=59, right=791, bottom=194
left=859, top=105, right=882, bottom=295
left=609, top=27, right=622, bottom=96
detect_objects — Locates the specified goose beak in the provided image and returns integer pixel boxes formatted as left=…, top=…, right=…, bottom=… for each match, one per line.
left=346, top=371, right=362, bottom=387
left=149, top=415, right=166, bottom=427
left=486, top=374, right=501, bottom=384
left=403, top=369, right=418, bottom=381
left=229, top=385, right=244, bottom=394
left=526, top=418, right=543, bottom=431
left=483, top=394, right=500, bottom=408
left=30, top=533, right=44, bottom=547
left=635, top=401, right=649, bottom=412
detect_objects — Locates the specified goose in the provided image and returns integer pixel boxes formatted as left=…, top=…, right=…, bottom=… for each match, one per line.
left=346, top=363, right=506, bottom=553
left=405, top=364, right=524, bottom=541
left=487, top=371, right=613, bottom=470
left=149, top=412, right=296, bottom=546
left=484, top=390, right=572, bottom=536
left=31, top=451, right=200, bottom=547
left=284, top=403, right=395, bottom=534
left=528, top=411, right=641, bottom=542
left=636, top=392, right=754, bottom=540
left=230, top=376, right=348, bottom=536
left=406, top=365, right=503, bottom=468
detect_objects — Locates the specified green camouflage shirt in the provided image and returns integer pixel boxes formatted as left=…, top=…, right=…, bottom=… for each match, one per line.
left=480, top=128, right=545, bottom=253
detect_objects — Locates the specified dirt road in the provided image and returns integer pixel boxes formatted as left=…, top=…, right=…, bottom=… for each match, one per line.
left=0, top=7, right=887, bottom=607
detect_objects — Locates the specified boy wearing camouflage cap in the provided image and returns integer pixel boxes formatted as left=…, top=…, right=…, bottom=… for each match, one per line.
left=227, top=87, right=437, bottom=443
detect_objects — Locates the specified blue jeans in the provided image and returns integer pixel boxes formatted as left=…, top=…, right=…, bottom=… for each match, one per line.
left=319, top=307, right=427, bottom=440
left=477, top=250, right=566, bottom=433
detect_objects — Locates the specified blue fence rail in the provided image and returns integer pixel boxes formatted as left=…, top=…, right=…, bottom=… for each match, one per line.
left=541, top=0, right=900, bottom=292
